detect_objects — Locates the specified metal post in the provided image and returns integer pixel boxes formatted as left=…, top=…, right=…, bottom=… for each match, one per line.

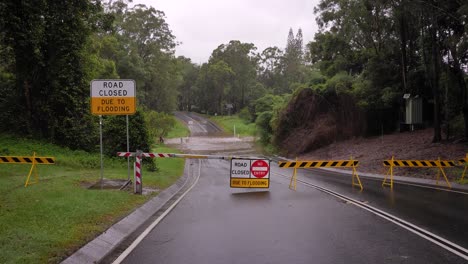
left=100, top=115, right=103, bottom=190
left=126, top=115, right=130, bottom=181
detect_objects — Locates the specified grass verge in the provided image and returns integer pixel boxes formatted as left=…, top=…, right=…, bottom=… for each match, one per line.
left=209, top=115, right=256, bottom=137
left=166, top=118, right=190, bottom=138
left=0, top=134, right=184, bottom=263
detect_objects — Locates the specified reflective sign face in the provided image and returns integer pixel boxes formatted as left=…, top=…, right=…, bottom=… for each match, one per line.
left=230, top=158, right=270, bottom=188
left=91, top=80, right=136, bottom=115
left=251, top=160, right=269, bottom=178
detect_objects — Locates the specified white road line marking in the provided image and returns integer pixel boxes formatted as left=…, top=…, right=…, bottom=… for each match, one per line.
left=112, top=160, right=202, bottom=264
left=271, top=171, right=468, bottom=261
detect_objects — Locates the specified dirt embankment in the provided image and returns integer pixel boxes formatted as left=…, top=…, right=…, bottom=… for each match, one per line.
left=275, top=88, right=365, bottom=154
left=275, top=89, right=467, bottom=180
left=298, top=129, right=467, bottom=180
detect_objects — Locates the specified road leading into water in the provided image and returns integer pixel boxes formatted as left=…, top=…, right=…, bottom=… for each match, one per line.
left=112, top=112, right=468, bottom=264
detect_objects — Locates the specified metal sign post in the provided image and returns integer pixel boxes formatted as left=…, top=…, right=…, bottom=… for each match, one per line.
left=126, top=115, right=130, bottom=181
left=99, top=115, right=103, bottom=189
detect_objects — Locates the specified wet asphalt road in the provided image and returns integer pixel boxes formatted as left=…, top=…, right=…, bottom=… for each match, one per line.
left=117, top=112, right=467, bottom=263
left=286, top=168, right=468, bottom=249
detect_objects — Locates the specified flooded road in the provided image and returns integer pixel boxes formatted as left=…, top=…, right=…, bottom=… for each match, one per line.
left=116, top=112, right=467, bottom=264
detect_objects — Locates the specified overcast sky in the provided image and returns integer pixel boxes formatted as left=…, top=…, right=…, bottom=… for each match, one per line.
left=132, top=0, right=321, bottom=64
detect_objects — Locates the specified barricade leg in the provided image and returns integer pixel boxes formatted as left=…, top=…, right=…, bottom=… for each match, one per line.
left=289, top=167, right=297, bottom=191
left=351, top=166, right=363, bottom=191
left=461, top=165, right=467, bottom=181
left=438, top=166, right=452, bottom=188
left=382, top=157, right=394, bottom=190
left=289, top=157, right=297, bottom=191
left=436, top=157, right=451, bottom=188
left=25, top=152, right=39, bottom=187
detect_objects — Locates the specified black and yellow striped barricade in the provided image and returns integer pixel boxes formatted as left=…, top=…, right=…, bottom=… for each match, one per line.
left=278, top=159, right=363, bottom=190
left=459, top=154, right=468, bottom=181
left=382, top=156, right=455, bottom=190
left=0, top=152, right=55, bottom=187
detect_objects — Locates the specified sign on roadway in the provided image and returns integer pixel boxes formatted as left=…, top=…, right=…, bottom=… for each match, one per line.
left=91, top=79, right=136, bottom=115
left=230, top=158, right=270, bottom=188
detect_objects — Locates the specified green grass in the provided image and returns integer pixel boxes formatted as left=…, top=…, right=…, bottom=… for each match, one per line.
left=209, top=115, right=256, bottom=137
left=166, top=118, right=190, bottom=138
left=0, top=134, right=185, bottom=263
left=457, top=179, right=468, bottom=185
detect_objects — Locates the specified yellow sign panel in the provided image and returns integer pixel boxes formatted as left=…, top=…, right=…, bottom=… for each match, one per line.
left=230, top=178, right=269, bottom=188
left=91, top=97, right=136, bottom=115
left=91, top=80, right=136, bottom=115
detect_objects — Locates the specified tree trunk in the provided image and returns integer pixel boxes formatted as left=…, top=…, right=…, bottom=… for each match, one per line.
left=430, top=15, right=441, bottom=142
left=464, top=106, right=468, bottom=140
left=398, top=7, right=408, bottom=92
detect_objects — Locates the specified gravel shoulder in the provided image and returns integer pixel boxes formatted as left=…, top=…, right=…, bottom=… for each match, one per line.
left=298, top=129, right=467, bottom=180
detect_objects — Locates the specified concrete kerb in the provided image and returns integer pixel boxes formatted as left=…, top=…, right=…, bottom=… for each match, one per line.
left=273, top=156, right=468, bottom=193
left=61, top=159, right=194, bottom=264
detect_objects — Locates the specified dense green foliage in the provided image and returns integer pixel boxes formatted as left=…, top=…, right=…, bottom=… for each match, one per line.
left=209, top=115, right=257, bottom=137
left=143, top=110, right=176, bottom=139
left=1, top=0, right=466, bottom=154
left=0, top=1, right=186, bottom=153
left=0, top=0, right=104, bottom=150
left=309, top=0, right=468, bottom=142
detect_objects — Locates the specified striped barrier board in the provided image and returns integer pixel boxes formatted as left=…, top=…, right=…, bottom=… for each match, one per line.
left=383, top=160, right=455, bottom=167
left=278, top=159, right=363, bottom=190
left=382, top=157, right=454, bottom=189
left=118, top=152, right=174, bottom=158
left=117, top=152, right=255, bottom=160
left=0, top=156, right=55, bottom=164
left=279, top=160, right=358, bottom=168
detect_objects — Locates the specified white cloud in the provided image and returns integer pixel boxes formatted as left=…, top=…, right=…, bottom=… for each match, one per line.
left=132, top=0, right=320, bottom=63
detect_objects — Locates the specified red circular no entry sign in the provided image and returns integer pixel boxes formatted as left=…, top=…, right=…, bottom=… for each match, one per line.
left=251, top=160, right=269, bottom=178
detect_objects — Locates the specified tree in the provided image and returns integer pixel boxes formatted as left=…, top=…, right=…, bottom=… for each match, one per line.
left=258, top=46, right=285, bottom=91
left=176, top=56, right=199, bottom=111
left=209, top=40, right=259, bottom=110
left=1, top=0, right=104, bottom=150
left=106, top=1, right=179, bottom=112
left=311, top=0, right=468, bottom=141
left=282, top=28, right=306, bottom=92
left=195, top=60, right=234, bottom=114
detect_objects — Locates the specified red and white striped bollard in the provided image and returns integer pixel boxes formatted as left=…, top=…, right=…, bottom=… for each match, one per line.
left=134, top=150, right=143, bottom=194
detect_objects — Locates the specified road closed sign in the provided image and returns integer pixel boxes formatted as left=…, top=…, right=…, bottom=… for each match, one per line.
left=91, top=80, right=136, bottom=115
left=230, top=158, right=270, bottom=188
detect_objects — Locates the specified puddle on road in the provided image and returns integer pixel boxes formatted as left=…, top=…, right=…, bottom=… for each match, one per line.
left=166, top=136, right=260, bottom=156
